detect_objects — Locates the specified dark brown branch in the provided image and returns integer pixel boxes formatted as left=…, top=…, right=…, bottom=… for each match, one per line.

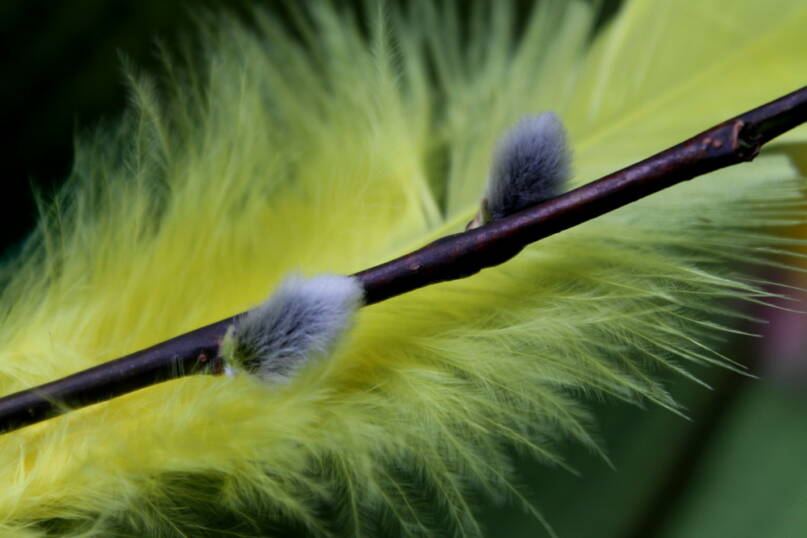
left=356, top=86, right=807, bottom=303
left=1, top=85, right=805, bottom=434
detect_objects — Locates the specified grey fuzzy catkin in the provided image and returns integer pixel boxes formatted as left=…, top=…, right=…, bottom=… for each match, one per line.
left=227, top=274, right=364, bottom=383
left=486, top=112, right=571, bottom=221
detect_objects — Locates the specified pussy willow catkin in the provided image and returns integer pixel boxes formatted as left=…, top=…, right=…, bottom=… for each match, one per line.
left=483, top=112, right=570, bottom=223
left=1, top=1, right=806, bottom=536
left=222, top=274, right=364, bottom=383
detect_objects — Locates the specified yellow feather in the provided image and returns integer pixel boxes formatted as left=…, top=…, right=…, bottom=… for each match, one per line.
left=0, top=1, right=805, bottom=535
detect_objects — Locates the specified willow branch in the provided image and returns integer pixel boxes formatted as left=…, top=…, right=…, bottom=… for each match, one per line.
left=1, top=85, right=805, bottom=434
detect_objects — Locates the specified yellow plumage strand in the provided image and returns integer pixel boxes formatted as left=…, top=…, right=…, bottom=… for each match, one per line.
left=0, top=1, right=805, bottom=536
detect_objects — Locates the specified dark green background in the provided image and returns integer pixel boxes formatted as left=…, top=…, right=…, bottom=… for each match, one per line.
left=2, top=2, right=805, bottom=537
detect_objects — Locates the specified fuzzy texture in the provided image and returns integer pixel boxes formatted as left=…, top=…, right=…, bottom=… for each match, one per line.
left=0, top=1, right=806, bottom=537
left=224, top=274, right=363, bottom=383
left=485, top=113, right=570, bottom=221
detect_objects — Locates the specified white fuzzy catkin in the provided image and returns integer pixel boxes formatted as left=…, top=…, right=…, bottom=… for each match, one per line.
left=485, top=112, right=571, bottom=221
left=225, top=274, right=364, bottom=383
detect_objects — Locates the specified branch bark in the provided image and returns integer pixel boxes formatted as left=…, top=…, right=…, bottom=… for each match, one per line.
left=1, top=85, right=805, bottom=434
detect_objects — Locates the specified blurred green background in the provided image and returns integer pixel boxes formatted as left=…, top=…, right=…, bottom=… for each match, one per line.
left=2, top=1, right=805, bottom=537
